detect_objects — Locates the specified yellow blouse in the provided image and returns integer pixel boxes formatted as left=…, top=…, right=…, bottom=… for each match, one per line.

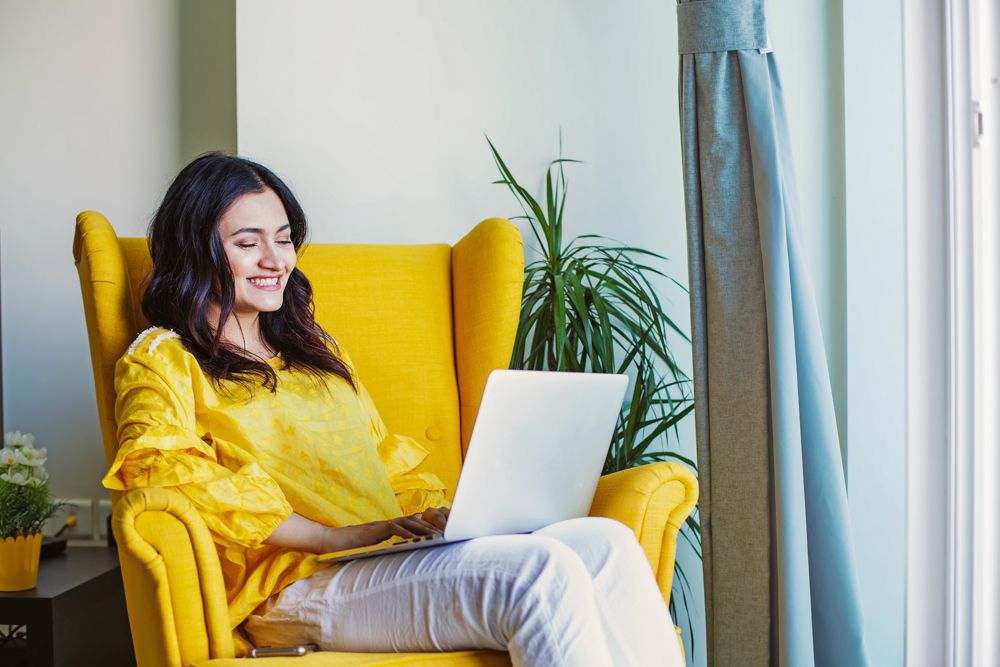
left=102, top=327, right=448, bottom=630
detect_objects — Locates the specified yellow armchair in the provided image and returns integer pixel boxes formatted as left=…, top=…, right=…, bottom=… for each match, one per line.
left=73, top=211, right=698, bottom=667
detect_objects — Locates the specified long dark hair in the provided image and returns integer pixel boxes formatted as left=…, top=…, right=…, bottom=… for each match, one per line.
left=142, top=152, right=354, bottom=394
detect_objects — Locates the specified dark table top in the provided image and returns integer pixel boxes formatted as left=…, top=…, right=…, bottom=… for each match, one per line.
left=0, top=547, right=119, bottom=601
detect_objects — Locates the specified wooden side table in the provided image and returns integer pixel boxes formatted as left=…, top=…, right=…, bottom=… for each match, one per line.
left=0, top=547, right=135, bottom=667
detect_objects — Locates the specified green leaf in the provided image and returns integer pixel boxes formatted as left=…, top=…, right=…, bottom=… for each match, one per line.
left=552, top=274, right=567, bottom=370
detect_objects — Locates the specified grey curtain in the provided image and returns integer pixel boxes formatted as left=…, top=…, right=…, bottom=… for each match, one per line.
left=677, top=0, right=870, bottom=665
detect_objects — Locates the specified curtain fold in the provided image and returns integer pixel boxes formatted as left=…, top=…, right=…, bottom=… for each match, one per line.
left=677, top=1, right=869, bottom=665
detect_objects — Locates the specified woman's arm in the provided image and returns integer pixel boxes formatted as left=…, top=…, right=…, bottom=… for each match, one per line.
left=264, top=508, right=451, bottom=554
left=108, top=341, right=294, bottom=550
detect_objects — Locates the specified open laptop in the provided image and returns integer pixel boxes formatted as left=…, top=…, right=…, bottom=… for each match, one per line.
left=318, top=369, right=628, bottom=563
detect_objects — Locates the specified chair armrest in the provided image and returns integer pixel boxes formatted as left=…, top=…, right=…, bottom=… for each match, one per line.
left=113, top=487, right=235, bottom=667
left=588, top=462, right=698, bottom=604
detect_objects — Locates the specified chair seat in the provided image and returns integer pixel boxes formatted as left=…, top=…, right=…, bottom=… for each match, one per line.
left=195, top=649, right=510, bottom=667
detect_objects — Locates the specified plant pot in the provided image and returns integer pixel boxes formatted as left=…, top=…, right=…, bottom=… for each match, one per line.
left=0, top=533, right=43, bottom=591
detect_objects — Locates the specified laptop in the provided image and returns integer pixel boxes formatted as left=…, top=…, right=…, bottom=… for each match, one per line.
left=318, top=369, right=628, bottom=563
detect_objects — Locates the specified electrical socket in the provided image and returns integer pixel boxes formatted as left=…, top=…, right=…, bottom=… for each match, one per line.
left=49, top=498, right=94, bottom=541
left=97, top=499, right=113, bottom=540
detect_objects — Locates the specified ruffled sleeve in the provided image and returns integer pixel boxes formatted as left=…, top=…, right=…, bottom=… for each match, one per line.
left=345, top=354, right=449, bottom=516
left=103, top=333, right=292, bottom=549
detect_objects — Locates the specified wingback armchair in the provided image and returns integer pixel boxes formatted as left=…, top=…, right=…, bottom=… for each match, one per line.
left=73, top=211, right=698, bottom=667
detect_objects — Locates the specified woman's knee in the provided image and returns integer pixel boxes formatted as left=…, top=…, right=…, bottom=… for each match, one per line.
left=537, top=516, right=646, bottom=570
left=472, top=536, right=592, bottom=611
left=492, top=534, right=593, bottom=586
left=584, top=516, right=638, bottom=543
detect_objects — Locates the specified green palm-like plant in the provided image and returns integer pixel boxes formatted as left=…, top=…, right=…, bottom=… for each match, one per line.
left=489, top=137, right=701, bottom=654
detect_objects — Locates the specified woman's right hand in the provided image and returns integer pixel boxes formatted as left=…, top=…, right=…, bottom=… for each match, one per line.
left=317, top=511, right=446, bottom=554
left=267, top=510, right=447, bottom=554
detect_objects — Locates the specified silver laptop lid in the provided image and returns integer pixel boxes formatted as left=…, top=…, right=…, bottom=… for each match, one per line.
left=443, top=370, right=628, bottom=542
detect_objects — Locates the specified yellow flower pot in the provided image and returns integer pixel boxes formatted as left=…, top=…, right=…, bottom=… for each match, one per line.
left=0, top=533, right=43, bottom=591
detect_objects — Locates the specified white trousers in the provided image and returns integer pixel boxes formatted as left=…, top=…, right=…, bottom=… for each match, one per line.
left=245, top=517, right=684, bottom=667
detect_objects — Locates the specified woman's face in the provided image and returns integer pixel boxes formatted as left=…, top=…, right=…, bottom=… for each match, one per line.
left=216, top=188, right=297, bottom=318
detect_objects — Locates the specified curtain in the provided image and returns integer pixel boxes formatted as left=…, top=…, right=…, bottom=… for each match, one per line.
left=677, top=0, right=870, bottom=664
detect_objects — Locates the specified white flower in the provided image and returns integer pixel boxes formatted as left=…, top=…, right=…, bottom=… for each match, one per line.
left=21, top=448, right=46, bottom=467
left=4, top=431, right=35, bottom=448
left=0, top=447, right=29, bottom=467
left=0, top=432, right=50, bottom=492
left=0, top=470, right=29, bottom=486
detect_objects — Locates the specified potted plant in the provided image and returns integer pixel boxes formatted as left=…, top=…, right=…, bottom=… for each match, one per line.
left=489, top=137, right=701, bottom=653
left=0, top=431, right=61, bottom=591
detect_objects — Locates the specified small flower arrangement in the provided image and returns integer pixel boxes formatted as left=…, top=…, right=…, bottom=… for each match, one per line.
left=0, top=431, right=61, bottom=539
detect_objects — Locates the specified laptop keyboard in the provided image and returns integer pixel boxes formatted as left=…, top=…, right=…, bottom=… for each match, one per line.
left=396, top=533, right=445, bottom=546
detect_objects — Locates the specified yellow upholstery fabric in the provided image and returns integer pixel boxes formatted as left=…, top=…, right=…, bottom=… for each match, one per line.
left=450, top=219, right=525, bottom=456
left=74, top=211, right=696, bottom=666
left=73, top=213, right=140, bottom=476
left=113, top=488, right=235, bottom=667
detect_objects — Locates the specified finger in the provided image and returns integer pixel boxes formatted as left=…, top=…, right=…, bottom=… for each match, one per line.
left=383, top=521, right=419, bottom=540
left=421, top=508, right=448, bottom=530
left=421, top=509, right=448, bottom=530
left=407, top=515, right=443, bottom=535
left=396, top=515, right=441, bottom=535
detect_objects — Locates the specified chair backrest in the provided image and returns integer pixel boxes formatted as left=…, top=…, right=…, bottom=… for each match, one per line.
left=74, top=211, right=523, bottom=497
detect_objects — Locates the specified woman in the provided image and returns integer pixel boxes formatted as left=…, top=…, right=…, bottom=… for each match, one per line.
left=103, top=153, right=683, bottom=667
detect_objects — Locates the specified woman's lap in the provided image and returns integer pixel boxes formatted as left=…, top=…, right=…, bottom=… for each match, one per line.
left=244, top=516, right=680, bottom=667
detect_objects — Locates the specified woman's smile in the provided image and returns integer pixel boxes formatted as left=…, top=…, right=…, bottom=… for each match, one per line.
left=248, top=275, right=283, bottom=290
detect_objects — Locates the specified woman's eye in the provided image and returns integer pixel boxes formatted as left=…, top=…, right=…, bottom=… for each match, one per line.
left=277, top=240, right=293, bottom=246
left=236, top=243, right=257, bottom=249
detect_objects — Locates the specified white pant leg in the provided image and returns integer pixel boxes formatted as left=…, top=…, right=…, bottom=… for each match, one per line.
left=244, top=533, right=615, bottom=667
left=534, top=517, right=684, bottom=667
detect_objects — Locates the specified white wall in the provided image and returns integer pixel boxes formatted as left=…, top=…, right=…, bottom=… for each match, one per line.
left=903, top=1, right=949, bottom=663
left=0, top=0, right=181, bottom=499
left=0, top=0, right=235, bottom=504
left=843, top=1, right=907, bottom=665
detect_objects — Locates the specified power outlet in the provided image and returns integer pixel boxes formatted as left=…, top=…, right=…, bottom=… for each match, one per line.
left=97, top=499, right=113, bottom=541
left=51, top=498, right=94, bottom=541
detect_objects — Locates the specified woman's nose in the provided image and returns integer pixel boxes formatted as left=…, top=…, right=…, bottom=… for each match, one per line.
left=259, top=244, right=285, bottom=270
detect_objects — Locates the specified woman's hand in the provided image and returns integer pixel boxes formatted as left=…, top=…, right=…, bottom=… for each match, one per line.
left=267, top=508, right=450, bottom=554
left=322, top=507, right=450, bottom=552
